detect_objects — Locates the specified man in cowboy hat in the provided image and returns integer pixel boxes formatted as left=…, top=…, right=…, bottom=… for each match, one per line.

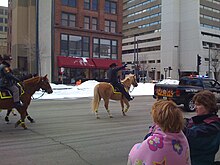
left=0, top=55, right=23, bottom=108
left=107, top=62, right=133, bottom=101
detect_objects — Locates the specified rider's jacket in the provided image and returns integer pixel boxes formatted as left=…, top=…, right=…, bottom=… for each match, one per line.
left=0, top=64, right=20, bottom=87
left=107, top=65, right=126, bottom=84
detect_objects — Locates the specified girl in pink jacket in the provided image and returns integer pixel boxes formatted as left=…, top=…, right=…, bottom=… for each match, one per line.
left=127, top=100, right=191, bottom=165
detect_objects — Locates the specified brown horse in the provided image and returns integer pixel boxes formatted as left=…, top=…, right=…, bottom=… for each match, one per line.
left=0, top=75, right=53, bottom=129
left=92, top=74, right=138, bottom=119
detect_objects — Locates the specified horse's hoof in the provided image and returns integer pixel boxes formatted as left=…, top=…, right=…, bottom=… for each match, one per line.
left=27, top=116, right=35, bottom=123
left=124, top=109, right=129, bottom=113
left=123, top=113, right=126, bottom=116
left=109, top=115, right=113, bottom=118
left=96, top=116, right=100, bottom=119
left=5, top=116, right=9, bottom=123
left=15, top=120, right=21, bottom=128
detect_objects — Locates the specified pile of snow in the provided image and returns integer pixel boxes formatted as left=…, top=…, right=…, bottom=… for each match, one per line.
left=33, top=79, right=182, bottom=100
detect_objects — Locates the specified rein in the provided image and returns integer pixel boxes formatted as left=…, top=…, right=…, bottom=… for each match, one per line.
left=31, top=90, right=46, bottom=100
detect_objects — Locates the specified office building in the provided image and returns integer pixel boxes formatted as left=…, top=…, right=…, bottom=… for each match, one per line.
left=122, top=0, right=220, bottom=80
left=0, top=6, right=8, bottom=57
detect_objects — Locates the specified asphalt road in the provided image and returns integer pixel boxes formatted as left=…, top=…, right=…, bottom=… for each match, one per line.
left=0, top=96, right=219, bottom=165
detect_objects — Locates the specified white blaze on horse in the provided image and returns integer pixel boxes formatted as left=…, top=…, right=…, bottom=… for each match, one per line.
left=92, top=74, right=138, bottom=119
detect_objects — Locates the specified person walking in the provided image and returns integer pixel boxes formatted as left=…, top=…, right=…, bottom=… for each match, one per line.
left=0, top=55, right=23, bottom=108
left=107, top=63, right=133, bottom=101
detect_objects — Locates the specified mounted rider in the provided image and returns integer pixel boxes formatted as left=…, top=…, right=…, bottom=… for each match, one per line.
left=107, top=63, right=133, bottom=101
left=0, top=55, right=23, bottom=108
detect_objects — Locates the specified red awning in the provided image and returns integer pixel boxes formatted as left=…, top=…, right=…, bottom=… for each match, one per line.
left=57, top=56, right=95, bottom=68
left=92, top=58, right=122, bottom=69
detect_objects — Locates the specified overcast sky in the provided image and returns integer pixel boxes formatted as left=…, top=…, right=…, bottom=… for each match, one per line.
left=0, top=0, right=8, bottom=7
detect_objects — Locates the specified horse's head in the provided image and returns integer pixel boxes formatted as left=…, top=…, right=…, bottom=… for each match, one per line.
left=39, top=75, right=53, bottom=94
left=130, top=74, right=138, bottom=87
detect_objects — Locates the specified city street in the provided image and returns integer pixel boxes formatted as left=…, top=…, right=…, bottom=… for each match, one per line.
left=0, top=96, right=219, bottom=165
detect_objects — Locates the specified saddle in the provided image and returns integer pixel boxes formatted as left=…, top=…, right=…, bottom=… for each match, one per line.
left=0, top=83, right=24, bottom=100
left=109, top=83, right=127, bottom=94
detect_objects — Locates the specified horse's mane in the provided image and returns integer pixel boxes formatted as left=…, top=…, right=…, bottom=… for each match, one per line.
left=121, top=74, right=133, bottom=83
left=23, top=76, right=41, bottom=85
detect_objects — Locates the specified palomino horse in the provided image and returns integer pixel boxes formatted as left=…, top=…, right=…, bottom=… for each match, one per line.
left=0, top=75, right=53, bottom=129
left=92, top=74, right=138, bottom=119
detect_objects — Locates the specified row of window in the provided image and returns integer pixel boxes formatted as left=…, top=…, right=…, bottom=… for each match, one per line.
left=200, top=4, right=220, bottom=13
left=60, top=34, right=118, bottom=59
left=0, top=17, right=7, bottom=24
left=0, top=9, right=8, bottom=15
left=200, top=23, right=220, bottom=30
left=138, top=21, right=161, bottom=29
left=61, top=12, right=117, bottom=33
left=0, top=26, right=7, bottom=32
left=206, top=0, right=220, bottom=5
left=200, top=14, right=220, bottom=22
left=127, top=5, right=161, bottom=18
left=126, top=59, right=161, bottom=65
left=61, top=0, right=117, bottom=14
left=126, top=0, right=157, bottom=11
left=122, top=46, right=160, bottom=54
left=127, top=13, right=161, bottom=25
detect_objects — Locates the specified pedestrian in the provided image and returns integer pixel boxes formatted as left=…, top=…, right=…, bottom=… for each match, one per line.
left=183, top=90, right=220, bottom=165
left=107, top=63, right=133, bottom=101
left=0, top=55, right=23, bottom=108
left=127, top=100, right=191, bottom=165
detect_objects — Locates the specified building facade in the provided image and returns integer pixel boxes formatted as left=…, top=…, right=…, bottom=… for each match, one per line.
left=0, top=6, right=8, bottom=57
left=122, top=0, right=220, bottom=80
left=8, top=0, right=123, bottom=83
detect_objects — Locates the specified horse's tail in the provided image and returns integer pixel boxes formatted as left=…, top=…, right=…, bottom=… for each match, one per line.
left=92, top=84, right=100, bottom=112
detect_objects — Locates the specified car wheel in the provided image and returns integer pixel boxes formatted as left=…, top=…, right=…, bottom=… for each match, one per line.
left=184, top=97, right=195, bottom=112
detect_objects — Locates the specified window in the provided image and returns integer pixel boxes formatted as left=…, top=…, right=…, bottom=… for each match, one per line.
left=61, top=34, right=89, bottom=57
left=0, top=18, right=3, bottom=23
left=84, top=0, right=90, bottom=10
left=105, top=20, right=116, bottom=33
left=61, top=12, right=76, bottom=27
left=61, top=34, right=68, bottom=56
left=93, top=38, right=99, bottom=58
left=4, top=18, right=7, bottom=24
left=93, top=38, right=118, bottom=59
left=105, top=1, right=117, bottom=14
left=4, top=27, right=7, bottom=32
left=92, top=0, right=98, bottom=10
left=92, top=17, right=98, bottom=30
left=62, top=0, right=76, bottom=7
left=84, top=16, right=90, bottom=29
left=0, top=9, right=3, bottom=15
left=0, top=26, right=3, bottom=32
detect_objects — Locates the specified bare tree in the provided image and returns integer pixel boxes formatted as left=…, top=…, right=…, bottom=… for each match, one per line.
left=211, top=48, right=220, bottom=80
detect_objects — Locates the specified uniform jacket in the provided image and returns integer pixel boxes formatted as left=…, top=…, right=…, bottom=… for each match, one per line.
left=107, top=65, right=126, bottom=84
left=183, top=114, right=220, bottom=165
left=128, top=125, right=191, bottom=165
left=0, top=63, right=20, bottom=87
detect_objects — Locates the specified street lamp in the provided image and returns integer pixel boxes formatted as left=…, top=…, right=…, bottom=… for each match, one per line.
left=164, top=67, right=168, bottom=79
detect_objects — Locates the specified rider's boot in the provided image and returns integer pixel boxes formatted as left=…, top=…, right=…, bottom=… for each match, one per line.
left=14, top=101, right=23, bottom=108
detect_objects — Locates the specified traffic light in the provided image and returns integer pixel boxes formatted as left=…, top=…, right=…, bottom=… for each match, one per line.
left=197, top=55, right=202, bottom=65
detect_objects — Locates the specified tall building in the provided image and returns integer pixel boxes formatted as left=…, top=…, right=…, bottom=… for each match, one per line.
left=8, top=0, right=123, bottom=83
left=122, top=0, right=220, bottom=80
left=0, top=6, right=8, bottom=57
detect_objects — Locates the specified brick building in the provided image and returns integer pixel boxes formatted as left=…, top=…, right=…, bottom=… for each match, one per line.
left=8, top=0, right=123, bottom=83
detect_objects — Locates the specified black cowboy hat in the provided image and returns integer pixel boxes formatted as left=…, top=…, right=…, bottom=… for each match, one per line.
left=109, top=63, right=117, bottom=68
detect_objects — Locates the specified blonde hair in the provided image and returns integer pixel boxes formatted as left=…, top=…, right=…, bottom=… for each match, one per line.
left=151, top=100, right=184, bottom=133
